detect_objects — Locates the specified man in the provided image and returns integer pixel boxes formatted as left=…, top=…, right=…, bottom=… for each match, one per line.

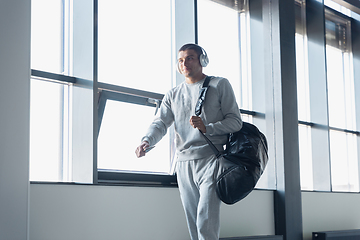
left=135, top=43, right=242, bottom=240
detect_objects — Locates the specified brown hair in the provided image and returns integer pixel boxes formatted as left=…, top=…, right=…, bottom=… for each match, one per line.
left=178, top=43, right=204, bottom=59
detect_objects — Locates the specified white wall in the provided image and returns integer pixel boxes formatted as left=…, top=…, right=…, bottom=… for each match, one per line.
left=0, top=0, right=31, bottom=239
left=302, top=191, right=360, bottom=240
left=29, top=184, right=274, bottom=240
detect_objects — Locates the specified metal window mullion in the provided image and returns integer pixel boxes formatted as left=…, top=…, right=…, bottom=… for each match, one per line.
left=352, top=16, right=360, bottom=193
left=93, top=0, right=99, bottom=184
left=61, top=0, right=72, bottom=182
left=299, top=120, right=360, bottom=135
left=68, top=85, right=73, bottom=181
left=62, top=84, right=71, bottom=182
left=194, top=0, right=198, bottom=44
left=97, top=82, right=164, bottom=100
left=62, top=0, right=69, bottom=182
left=59, top=84, right=65, bottom=181
left=31, top=69, right=76, bottom=84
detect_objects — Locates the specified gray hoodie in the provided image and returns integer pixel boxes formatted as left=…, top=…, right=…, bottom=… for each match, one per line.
left=142, top=76, right=242, bottom=162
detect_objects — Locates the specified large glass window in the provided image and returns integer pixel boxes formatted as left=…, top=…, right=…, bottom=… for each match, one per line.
left=325, top=11, right=359, bottom=192
left=197, top=0, right=242, bottom=103
left=295, top=1, right=310, bottom=123
left=30, top=77, right=73, bottom=182
left=31, top=0, right=360, bottom=191
left=31, top=0, right=70, bottom=74
left=97, top=0, right=172, bottom=93
left=296, top=0, right=360, bottom=192
left=98, top=97, right=172, bottom=174
left=30, top=0, right=74, bottom=182
left=197, top=0, right=275, bottom=190
left=295, top=0, right=314, bottom=191
left=97, top=0, right=174, bottom=177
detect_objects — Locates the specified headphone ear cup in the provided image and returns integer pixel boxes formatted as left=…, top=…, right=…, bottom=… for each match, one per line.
left=199, top=54, right=209, bottom=67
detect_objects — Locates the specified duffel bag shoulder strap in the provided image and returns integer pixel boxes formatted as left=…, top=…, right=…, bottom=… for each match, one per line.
left=198, top=129, right=222, bottom=158
left=195, top=76, right=211, bottom=116
left=195, top=76, right=222, bottom=158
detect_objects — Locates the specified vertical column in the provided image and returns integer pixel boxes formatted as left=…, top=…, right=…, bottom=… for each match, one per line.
left=0, top=0, right=30, bottom=239
left=351, top=18, right=360, bottom=190
left=173, top=0, right=196, bottom=86
left=72, top=0, right=94, bottom=183
left=306, top=0, right=331, bottom=191
left=263, top=0, right=303, bottom=239
left=249, top=0, right=277, bottom=190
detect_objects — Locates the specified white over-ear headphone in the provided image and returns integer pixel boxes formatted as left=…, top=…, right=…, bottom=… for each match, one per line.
left=177, top=44, right=209, bottom=73
left=199, top=46, right=209, bottom=67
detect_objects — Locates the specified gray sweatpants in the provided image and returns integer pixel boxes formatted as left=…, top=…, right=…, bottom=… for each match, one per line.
left=176, top=154, right=221, bottom=240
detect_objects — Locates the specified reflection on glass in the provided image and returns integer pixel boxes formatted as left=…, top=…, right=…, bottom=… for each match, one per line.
left=329, top=130, right=359, bottom=192
left=98, top=0, right=171, bottom=93
left=31, top=0, right=63, bottom=73
left=98, top=100, right=172, bottom=174
left=30, top=79, right=66, bottom=181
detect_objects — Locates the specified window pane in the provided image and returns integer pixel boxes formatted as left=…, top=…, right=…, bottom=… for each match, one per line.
left=299, top=125, right=314, bottom=190
left=197, top=0, right=242, bottom=105
left=329, top=130, right=359, bottom=192
left=326, top=46, right=348, bottom=129
left=98, top=0, right=172, bottom=93
left=31, top=0, right=63, bottom=73
left=98, top=100, right=172, bottom=174
left=295, top=31, right=310, bottom=122
left=198, top=0, right=276, bottom=190
left=326, top=18, right=356, bottom=131
left=30, top=79, right=66, bottom=181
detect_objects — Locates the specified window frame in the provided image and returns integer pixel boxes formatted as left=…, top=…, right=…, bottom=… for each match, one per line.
left=30, top=0, right=360, bottom=192
left=93, top=0, right=177, bottom=186
left=29, top=70, right=75, bottom=182
left=95, top=0, right=269, bottom=187
left=296, top=1, right=360, bottom=192
left=325, top=8, right=360, bottom=192
left=96, top=82, right=179, bottom=186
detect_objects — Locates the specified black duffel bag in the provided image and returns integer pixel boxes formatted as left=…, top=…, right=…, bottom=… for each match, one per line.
left=197, top=77, right=268, bottom=205
left=216, top=122, right=268, bottom=204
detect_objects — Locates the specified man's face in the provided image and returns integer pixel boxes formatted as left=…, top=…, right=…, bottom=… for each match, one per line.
left=178, top=49, right=202, bottom=78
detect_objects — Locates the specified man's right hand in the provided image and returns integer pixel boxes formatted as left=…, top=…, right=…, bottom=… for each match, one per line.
left=135, top=141, right=150, bottom=158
